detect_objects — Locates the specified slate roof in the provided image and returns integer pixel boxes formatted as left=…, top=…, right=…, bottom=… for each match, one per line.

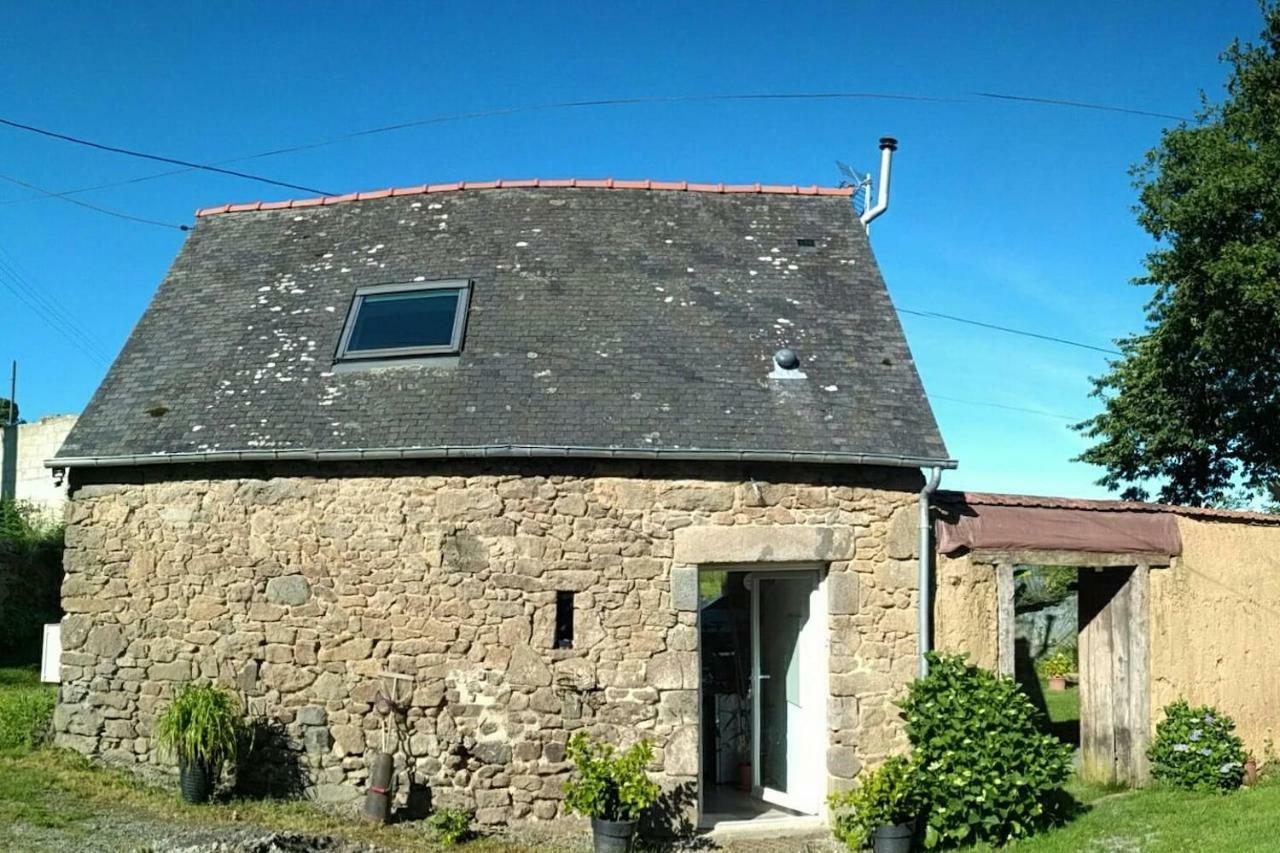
left=55, top=180, right=953, bottom=469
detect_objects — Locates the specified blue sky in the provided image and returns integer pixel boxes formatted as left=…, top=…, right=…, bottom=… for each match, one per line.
left=0, top=1, right=1261, bottom=496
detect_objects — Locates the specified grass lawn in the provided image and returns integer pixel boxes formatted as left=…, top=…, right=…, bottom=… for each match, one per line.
left=0, top=747, right=562, bottom=851
left=0, top=666, right=554, bottom=851
left=7, top=664, right=1280, bottom=851
left=961, top=781, right=1280, bottom=851
left=1038, top=676, right=1079, bottom=732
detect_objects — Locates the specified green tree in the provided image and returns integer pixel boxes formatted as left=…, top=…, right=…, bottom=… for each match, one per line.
left=1077, top=4, right=1280, bottom=505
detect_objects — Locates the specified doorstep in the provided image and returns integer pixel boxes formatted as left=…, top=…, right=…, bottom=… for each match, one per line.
left=703, top=814, right=828, bottom=840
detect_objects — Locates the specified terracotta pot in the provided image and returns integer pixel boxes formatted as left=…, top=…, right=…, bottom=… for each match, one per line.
left=1243, top=757, right=1259, bottom=786
left=1048, top=676, right=1068, bottom=692
left=736, top=761, right=752, bottom=792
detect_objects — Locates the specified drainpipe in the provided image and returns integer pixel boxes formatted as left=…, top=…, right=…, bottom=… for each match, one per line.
left=918, top=466, right=942, bottom=677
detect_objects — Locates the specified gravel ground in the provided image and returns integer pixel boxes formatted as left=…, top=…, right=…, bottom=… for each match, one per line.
left=0, top=807, right=841, bottom=853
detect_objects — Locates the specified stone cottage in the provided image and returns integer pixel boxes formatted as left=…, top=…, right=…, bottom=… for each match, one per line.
left=50, top=177, right=954, bottom=828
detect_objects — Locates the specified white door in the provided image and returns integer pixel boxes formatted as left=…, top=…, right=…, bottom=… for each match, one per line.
left=751, top=570, right=824, bottom=814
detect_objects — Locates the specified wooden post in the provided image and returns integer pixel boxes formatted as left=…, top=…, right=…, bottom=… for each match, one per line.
left=996, top=562, right=1015, bottom=678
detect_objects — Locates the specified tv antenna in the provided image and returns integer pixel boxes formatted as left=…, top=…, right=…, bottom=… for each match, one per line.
left=835, top=160, right=873, bottom=216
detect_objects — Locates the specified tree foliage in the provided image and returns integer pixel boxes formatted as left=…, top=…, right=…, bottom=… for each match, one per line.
left=1077, top=4, right=1280, bottom=505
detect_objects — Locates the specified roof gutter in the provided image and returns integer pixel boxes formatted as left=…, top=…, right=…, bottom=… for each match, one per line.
left=48, top=443, right=957, bottom=471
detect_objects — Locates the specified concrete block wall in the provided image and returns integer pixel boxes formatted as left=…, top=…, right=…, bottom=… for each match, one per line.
left=0, top=414, right=76, bottom=516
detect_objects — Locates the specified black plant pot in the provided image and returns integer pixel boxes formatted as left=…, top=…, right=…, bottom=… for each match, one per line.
left=873, top=820, right=916, bottom=853
left=591, top=816, right=639, bottom=853
left=179, top=759, right=215, bottom=804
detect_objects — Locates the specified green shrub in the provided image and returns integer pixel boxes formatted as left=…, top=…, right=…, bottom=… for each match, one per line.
left=0, top=500, right=64, bottom=664
left=153, top=682, right=243, bottom=770
left=1148, top=700, right=1246, bottom=791
left=0, top=669, right=56, bottom=752
left=828, top=755, right=922, bottom=850
left=901, top=652, right=1072, bottom=848
left=427, top=807, right=475, bottom=845
left=563, top=732, right=660, bottom=822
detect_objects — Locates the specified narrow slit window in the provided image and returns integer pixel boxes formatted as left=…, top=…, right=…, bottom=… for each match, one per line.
left=554, top=591, right=575, bottom=649
left=336, top=280, right=470, bottom=361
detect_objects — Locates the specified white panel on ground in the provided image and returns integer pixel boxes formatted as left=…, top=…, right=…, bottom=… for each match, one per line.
left=41, top=623, right=62, bottom=683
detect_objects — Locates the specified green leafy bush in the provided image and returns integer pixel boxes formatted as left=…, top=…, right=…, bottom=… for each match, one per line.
left=901, top=652, right=1072, bottom=848
left=0, top=668, right=56, bottom=752
left=427, top=807, right=475, bottom=845
left=0, top=500, right=64, bottom=664
left=563, top=732, right=660, bottom=822
left=828, top=755, right=921, bottom=850
left=1148, top=700, right=1246, bottom=791
left=153, top=682, right=244, bottom=770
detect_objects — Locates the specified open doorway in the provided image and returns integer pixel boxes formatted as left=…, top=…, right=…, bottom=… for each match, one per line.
left=697, top=566, right=826, bottom=825
left=1013, top=565, right=1081, bottom=748
left=1010, top=563, right=1150, bottom=786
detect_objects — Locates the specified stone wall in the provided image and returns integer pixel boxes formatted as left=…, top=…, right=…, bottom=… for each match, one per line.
left=0, top=414, right=77, bottom=516
left=54, top=460, right=922, bottom=823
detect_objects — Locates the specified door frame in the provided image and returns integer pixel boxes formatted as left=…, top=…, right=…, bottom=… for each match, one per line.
left=979, top=548, right=1161, bottom=787
left=696, top=562, right=829, bottom=825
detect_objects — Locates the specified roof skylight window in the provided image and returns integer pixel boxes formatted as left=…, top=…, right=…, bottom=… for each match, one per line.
left=336, top=280, right=470, bottom=361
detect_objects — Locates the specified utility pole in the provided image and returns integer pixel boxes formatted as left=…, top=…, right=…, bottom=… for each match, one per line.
left=1, top=360, right=16, bottom=501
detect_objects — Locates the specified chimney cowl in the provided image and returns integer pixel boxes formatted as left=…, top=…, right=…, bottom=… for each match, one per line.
left=878, top=137, right=898, bottom=151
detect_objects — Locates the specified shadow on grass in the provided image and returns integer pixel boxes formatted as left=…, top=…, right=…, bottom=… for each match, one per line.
left=1016, top=639, right=1080, bottom=748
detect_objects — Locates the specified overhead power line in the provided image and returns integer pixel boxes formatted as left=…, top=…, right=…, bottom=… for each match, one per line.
left=928, top=393, right=1083, bottom=422
left=973, top=92, right=1194, bottom=123
left=0, top=115, right=333, bottom=196
left=0, top=88, right=1193, bottom=209
left=898, top=307, right=1122, bottom=355
left=0, top=259, right=110, bottom=366
left=0, top=244, right=113, bottom=359
left=0, top=170, right=187, bottom=231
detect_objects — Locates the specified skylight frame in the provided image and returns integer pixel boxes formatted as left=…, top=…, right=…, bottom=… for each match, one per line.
left=335, top=279, right=471, bottom=362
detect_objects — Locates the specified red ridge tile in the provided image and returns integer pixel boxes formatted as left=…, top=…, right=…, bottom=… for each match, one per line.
left=196, top=177, right=854, bottom=217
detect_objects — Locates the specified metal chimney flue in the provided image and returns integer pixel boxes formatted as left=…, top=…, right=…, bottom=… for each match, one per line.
left=859, top=136, right=897, bottom=231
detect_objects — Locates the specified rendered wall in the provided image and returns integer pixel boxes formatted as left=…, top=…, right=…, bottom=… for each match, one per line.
left=932, top=553, right=999, bottom=671
left=1149, top=517, right=1280, bottom=756
left=54, top=460, right=921, bottom=823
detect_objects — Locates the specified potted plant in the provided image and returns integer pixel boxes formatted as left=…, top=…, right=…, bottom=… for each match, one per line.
left=828, top=755, right=921, bottom=853
left=153, top=682, right=244, bottom=804
left=563, top=731, right=660, bottom=853
left=1040, top=650, right=1073, bottom=692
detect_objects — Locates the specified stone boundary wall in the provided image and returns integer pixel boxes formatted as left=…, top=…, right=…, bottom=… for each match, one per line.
left=54, top=460, right=921, bottom=824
